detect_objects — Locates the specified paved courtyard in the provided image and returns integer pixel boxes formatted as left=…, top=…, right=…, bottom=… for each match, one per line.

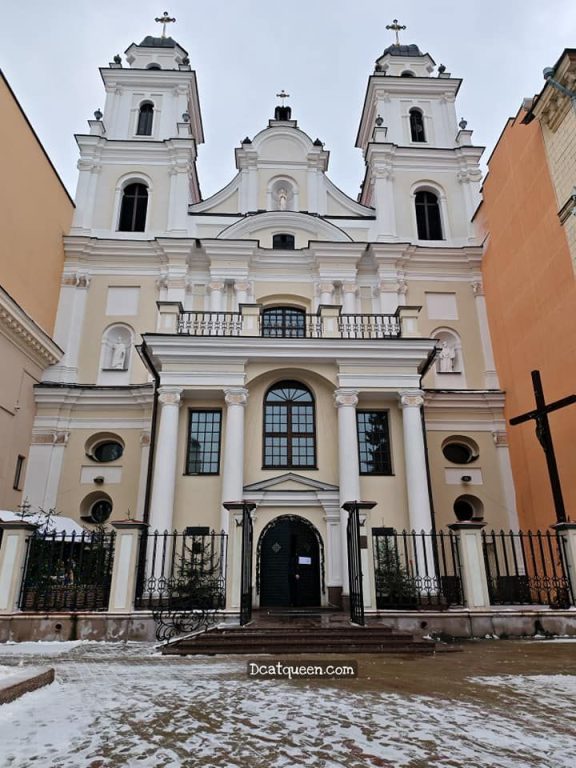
left=0, top=638, right=575, bottom=767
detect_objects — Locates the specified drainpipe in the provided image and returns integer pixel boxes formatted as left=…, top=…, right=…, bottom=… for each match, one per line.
left=419, top=344, right=439, bottom=533
left=137, top=341, right=160, bottom=526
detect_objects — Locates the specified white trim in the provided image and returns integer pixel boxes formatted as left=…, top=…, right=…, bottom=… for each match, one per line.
left=0, top=287, right=62, bottom=368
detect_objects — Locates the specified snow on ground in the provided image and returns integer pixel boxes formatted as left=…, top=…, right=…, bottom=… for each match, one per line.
left=0, top=643, right=574, bottom=767
left=0, top=640, right=94, bottom=657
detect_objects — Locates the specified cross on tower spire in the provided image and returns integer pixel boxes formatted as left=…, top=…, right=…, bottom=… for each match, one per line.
left=155, top=11, right=176, bottom=38
left=276, top=90, right=290, bottom=105
left=386, top=18, right=406, bottom=46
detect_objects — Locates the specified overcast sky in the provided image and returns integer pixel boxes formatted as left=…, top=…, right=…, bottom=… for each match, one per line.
left=2, top=0, right=576, bottom=201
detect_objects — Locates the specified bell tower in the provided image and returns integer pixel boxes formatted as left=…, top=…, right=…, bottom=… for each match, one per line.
left=356, top=21, right=483, bottom=244
left=71, top=15, right=204, bottom=237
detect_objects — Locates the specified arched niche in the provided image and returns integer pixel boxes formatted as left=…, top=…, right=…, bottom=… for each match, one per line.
left=431, top=328, right=466, bottom=386
left=97, top=324, right=133, bottom=385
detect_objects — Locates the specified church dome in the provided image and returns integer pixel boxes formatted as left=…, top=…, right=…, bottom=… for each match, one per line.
left=138, top=35, right=178, bottom=48
left=382, top=43, right=423, bottom=57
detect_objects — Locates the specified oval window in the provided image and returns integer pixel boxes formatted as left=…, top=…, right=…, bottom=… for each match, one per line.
left=441, top=437, right=479, bottom=465
left=91, top=499, right=112, bottom=524
left=93, top=441, right=124, bottom=463
left=454, top=499, right=475, bottom=521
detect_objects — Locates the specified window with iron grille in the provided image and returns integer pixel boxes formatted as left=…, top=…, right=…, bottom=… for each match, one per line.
left=263, top=382, right=316, bottom=468
left=272, top=233, right=295, bottom=249
left=356, top=411, right=392, bottom=475
left=261, top=307, right=306, bottom=338
left=186, top=410, right=222, bottom=475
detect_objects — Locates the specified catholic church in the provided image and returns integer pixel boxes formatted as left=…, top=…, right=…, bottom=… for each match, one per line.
left=19, top=18, right=519, bottom=612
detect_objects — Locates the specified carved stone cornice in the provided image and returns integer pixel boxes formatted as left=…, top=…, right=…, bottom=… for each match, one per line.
left=0, top=287, right=63, bottom=369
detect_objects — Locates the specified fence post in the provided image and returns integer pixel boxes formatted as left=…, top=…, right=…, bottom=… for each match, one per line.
left=109, top=521, right=148, bottom=612
left=553, top=523, right=576, bottom=604
left=0, top=522, right=38, bottom=613
left=448, top=522, right=491, bottom=609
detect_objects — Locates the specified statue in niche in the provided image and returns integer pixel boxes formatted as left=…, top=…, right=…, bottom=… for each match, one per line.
left=110, top=337, right=128, bottom=370
left=437, top=340, right=456, bottom=373
left=277, top=187, right=289, bottom=211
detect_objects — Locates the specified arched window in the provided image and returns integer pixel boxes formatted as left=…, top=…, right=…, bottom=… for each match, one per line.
left=264, top=381, right=316, bottom=468
left=118, top=183, right=148, bottom=232
left=401, top=71, right=415, bottom=77
left=146, top=63, right=161, bottom=70
left=136, top=102, right=154, bottom=136
left=409, top=108, right=426, bottom=142
left=415, top=191, right=443, bottom=240
left=272, top=233, right=295, bottom=250
left=262, top=307, right=306, bottom=338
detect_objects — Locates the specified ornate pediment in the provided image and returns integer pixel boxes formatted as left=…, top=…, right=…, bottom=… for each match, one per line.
left=243, top=473, right=339, bottom=493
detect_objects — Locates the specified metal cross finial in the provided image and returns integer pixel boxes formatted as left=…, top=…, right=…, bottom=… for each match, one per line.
left=276, top=90, right=290, bottom=104
left=155, top=11, right=176, bottom=38
left=386, top=18, right=406, bottom=46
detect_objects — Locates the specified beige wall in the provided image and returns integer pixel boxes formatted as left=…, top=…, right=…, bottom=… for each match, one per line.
left=0, top=72, right=73, bottom=335
left=0, top=335, right=42, bottom=510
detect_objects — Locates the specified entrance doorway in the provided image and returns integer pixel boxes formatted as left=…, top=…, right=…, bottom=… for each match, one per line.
left=258, top=516, right=322, bottom=607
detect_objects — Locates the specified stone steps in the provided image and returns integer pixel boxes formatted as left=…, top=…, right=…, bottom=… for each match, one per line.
left=161, top=623, right=440, bottom=656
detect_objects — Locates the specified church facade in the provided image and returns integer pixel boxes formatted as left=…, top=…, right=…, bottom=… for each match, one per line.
left=21, top=28, right=518, bottom=610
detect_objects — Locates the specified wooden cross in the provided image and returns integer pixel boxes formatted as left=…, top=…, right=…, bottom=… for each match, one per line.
left=276, top=90, right=290, bottom=104
left=155, top=11, right=176, bottom=38
left=509, top=370, right=576, bottom=524
left=386, top=19, right=406, bottom=46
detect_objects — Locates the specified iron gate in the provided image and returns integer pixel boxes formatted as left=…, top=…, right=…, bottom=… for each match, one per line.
left=345, top=503, right=365, bottom=626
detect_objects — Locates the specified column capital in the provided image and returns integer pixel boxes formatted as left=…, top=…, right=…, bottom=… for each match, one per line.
left=341, top=281, right=357, bottom=295
left=399, top=390, right=425, bottom=409
left=157, top=387, right=183, bottom=407
left=492, top=430, right=509, bottom=447
left=224, top=387, right=249, bottom=407
left=471, top=279, right=484, bottom=297
left=334, top=389, right=359, bottom=408
left=208, top=281, right=225, bottom=293
left=234, top=280, right=251, bottom=293
left=318, top=281, right=335, bottom=294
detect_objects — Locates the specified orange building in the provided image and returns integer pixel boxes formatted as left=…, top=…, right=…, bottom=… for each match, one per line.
left=0, top=70, right=74, bottom=511
left=476, top=52, right=576, bottom=530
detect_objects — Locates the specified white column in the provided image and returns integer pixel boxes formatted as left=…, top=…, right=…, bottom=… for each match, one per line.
left=0, top=522, right=38, bottom=613
left=399, top=391, right=433, bottom=532
left=318, top=282, right=334, bottom=306
left=22, top=431, right=69, bottom=512
left=208, top=281, right=225, bottom=313
left=342, top=282, right=357, bottom=314
left=220, top=388, right=248, bottom=533
left=492, top=430, right=520, bottom=529
left=148, top=387, right=182, bottom=532
left=335, top=389, right=361, bottom=595
left=472, top=280, right=500, bottom=389
left=46, top=273, right=91, bottom=383
left=108, top=521, right=148, bottom=612
left=372, top=169, right=397, bottom=239
left=234, top=281, right=250, bottom=309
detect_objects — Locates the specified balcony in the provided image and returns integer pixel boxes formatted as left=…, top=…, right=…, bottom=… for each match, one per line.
left=156, top=303, right=422, bottom=340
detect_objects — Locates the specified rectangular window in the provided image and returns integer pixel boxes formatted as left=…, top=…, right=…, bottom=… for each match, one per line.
left=186, top=410, right=222, bottom=475
left=356, top=411, right=392, bottom=475
left=13, top=455, right=25, bottom=490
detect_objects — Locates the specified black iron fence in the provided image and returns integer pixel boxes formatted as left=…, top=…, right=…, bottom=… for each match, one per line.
left=19, top=530, right=115, bottom=612
left=135, top=529, right=227, bottom=610
left=482, top=529, right=572, bottom=607
left=372, top=528, right=463, bottom=609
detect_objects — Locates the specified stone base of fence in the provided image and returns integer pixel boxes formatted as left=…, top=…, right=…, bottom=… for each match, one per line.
left=1, top=607, right=576, bottom=644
